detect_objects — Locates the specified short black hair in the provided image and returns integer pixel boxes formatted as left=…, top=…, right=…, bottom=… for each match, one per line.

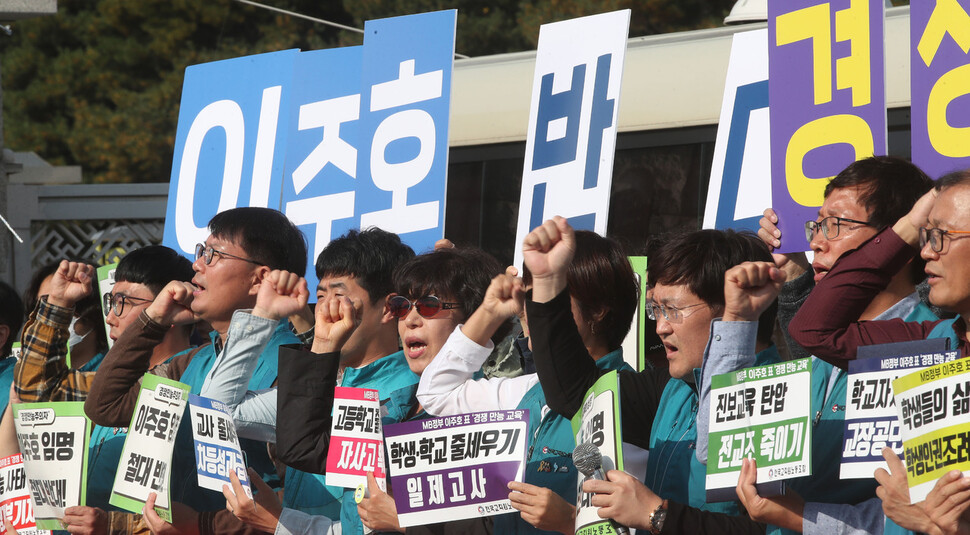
left=115, top=245, right=194, bottom=295
left=936, top=169, right=970, bottom=191
left=826, top=156, right=934, bottom=284
left=825, top=156, right=934, bottom=231
left=0, top=280, right=24, bottom=358
left=522, top=231, right=639, bottom=351
left=393, top=247, right=503, bottom=324
left=316, top=228, right=415, bottom=303
left=208, top=207, right=307, bottom=276
left=647, top=229, right=777, bottom=344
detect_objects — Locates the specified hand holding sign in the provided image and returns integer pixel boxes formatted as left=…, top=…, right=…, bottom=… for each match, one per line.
left=757, top=209, right=809, bottom=282
left=48, top=261, right=94, bottom=309
left=357, top=471, right=402, bottom=533
left=145, top=281, right=198, bottom=326
left=252, top=270, right=309, bottom=322
left=62, top=506, right=107, bottom=535
left=923, top=470, right=970, bottom=535
left=507, top=480, right=575, bottom=534
left=311, top=296, right=358, bottom=354
left=224, top=469, right=281, bottom=534
left=723, top=262, right=785, bottom=323
left=578, top=470, right=656, bottom=531
left=875, top=448, right=936, bottom=534
left=735, top=458, right=804, bottom=532
left=523, top=217, right=575, bottom=303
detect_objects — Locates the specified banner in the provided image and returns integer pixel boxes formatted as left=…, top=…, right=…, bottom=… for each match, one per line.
left=188, top=395, right=251, bottom=498
left=13, top=402, right=90, bottom=530
left=769, top=0, right=886, bottom=253
left=910, top=0, right=970, bottom=178
left=703, top=29, right=771, bottom=234
left=841, top=347, right=958, bottom=478
left=513, top=10, right=631, bottom=268
left=893, top=359, right=970, bottom=502
left=706, top=359, right=813, bottom=496
left=0, top=454, right=49, bottom=535
left=571, top=371, right=623, bottom=535
left=383, top=410, right=528, bottom=527
left=325, top=387, right=385, bottom=491
left=164, top=11, right=456, bottom=294
left=96, top=263, right=118, bottom=350
left=110, top=375, right=189, bottom=522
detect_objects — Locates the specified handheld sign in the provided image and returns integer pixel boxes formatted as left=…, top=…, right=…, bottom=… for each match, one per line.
left=13, top=402, right=91, bottom=530
left=841, top=345, right=958, bottom=478
left=910, top=0, right=970, bottom=178
left=893, top=358, right=970, bottom=502
left=188, top=395, right=251, bottom=499
left=703, top=29, right=771, bottom=234
left=706, top=358, right=813, bottom=500
left=513, top=10, right=630, bottom=268
left=383, top=410, right=528, bottom=527
left=0, top=453, right=50, bottom=535
left=325, top=387, right=386, bottom=491
left=769, top=0, right=886, bottom=252
left=571, top=371, right=624, bottom=535
left=110, top=375, right=189, bottom=522
left=96, top=263, right=118, bottom=349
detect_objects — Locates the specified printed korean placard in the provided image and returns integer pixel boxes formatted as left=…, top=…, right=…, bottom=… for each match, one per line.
left=893, top=359, right=970, bottom=502
left=570, top=371, right=623, bottom=535
left=706, top=358, right=813, bottom=496
left=383, top=410, right=528, bottom=527
left=325, top=387, right=385, bottom=491
left=110, top=375, right=189, bottom=522
left=842, top=348, right=958, bottom=478
left=188, top=395, right=251, bottom=498
left=12, top=402, right=91, bottom=530
left=0, top=453, right=50, bottom=535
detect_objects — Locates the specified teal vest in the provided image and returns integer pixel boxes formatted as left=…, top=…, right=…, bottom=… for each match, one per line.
left=282, top=351, right=418, bottom=534
left=78, top=351, right=106, bottom=372
left=0, top=357, right=16, bottom=421
left=647, top=346, right=780, bottom=517
left=494, top=348, right=633, bottom=535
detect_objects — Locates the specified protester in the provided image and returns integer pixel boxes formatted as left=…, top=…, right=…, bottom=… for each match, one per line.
left=784, top=170, right=970, bottom=533
left=524, top=216, right=779, bottom=532
left=0, top=281, right=22, bottom=411
left=22, top=260, right=108, bottom=371
left=701, top=156, right=937, bottom=534
left=83, top=206, right=307, bottom=533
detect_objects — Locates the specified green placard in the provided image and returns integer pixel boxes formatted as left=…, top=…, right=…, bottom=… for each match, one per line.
left=628, top=256, right=649, bottom=372
left=13, top=401, right=91, bottom=530
left=571, top=371, right=624, bottom=535
left=109, top=373, right=190, bottom=522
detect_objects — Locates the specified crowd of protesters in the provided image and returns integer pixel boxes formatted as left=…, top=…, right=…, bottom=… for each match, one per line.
left=2, top=155, right=970, bottom=535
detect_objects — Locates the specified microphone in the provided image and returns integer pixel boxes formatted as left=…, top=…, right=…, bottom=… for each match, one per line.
left=573, top=441, right=630, bottom=535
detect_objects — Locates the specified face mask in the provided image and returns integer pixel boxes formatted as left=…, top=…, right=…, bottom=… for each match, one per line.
left=67, top=316, right=91, bottom=350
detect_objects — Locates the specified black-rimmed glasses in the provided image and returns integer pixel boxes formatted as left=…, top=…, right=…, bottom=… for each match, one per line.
left=919, top=227, right=970, bottom=253
left=195, top=243, right=261, bottom=266
left=103, top=292, right=153, bottom=318
left=804, top=216, right=873, bottom=242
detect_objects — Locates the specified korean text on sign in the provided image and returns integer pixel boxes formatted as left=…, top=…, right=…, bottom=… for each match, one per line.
left=326, top=387, right=385, bottom=491
left=841, top=349, right=958, bottom=478
left=707, top=358, right=813, bottom=495
left=769, top=0, right=886, bottom=253
left=893, top=357, right=970, bottom=502
left=12, top=402, right=90, bottom=531
left=383, top=410, right=528, bottom=527
left=0, top=453, right=49, bottom=535
left=189, top=394, right=251, bottom=499
left=110, top=375, right=189, bottom=522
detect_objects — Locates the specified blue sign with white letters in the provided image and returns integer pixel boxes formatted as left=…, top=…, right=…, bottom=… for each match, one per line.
left=163, top=12, right=456, bottom=293
left=163, top=49, right=298, bottom=256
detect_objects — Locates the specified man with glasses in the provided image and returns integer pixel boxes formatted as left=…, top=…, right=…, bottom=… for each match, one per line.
left=784, top=169, right=970, bottom=534
left=81, top=207, right=307, bottom=533
left=13, top=245, right=195, bottom=533
left=712, top=157, right=938, bottom=535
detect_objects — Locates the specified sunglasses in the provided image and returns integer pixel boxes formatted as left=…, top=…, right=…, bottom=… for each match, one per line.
left=388, top=295, right=461, bottom=319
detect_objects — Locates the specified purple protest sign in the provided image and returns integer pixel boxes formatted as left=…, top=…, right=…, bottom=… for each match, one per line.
left=769, top=0, right=886, bottom=253
left=383, top=410, right=528, bottom=527
left=910, top=0, right=970, bottom=179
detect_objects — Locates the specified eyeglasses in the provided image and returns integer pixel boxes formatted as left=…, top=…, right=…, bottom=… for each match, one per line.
left=919, top=227, right=970, bottom=253
left=388, top=295, right=461, bottom=319
left=804, top=216, right=873, bottom=242
left=103, top=292, right=153, bottom=318
left=195, top=243, right=261, bottom=266
left=645, top=302, right=707, bottom=323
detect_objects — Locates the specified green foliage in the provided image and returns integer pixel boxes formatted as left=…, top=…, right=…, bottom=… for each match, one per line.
left=2, top=0, right=737, bottom=183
